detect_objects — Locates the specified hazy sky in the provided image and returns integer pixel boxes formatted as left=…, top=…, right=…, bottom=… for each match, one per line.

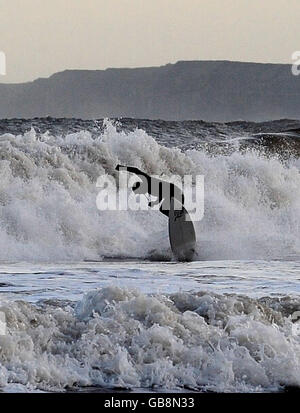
left=1, top=0, right=300, bottom=83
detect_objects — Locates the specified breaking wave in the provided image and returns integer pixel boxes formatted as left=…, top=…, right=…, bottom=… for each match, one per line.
left=0, top=119, right=299, bottom=261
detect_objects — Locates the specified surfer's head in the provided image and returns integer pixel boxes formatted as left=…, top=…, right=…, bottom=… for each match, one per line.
left=132, top=178, right=147, bottom=195
left=132, top=181, right=142, bottom=194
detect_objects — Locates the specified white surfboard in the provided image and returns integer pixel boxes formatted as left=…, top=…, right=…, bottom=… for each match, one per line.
left=168, top=198, right=196, bottom=261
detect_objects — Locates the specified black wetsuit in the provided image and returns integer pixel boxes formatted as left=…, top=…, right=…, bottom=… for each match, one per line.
left=116, top=165, right=184, bottom=217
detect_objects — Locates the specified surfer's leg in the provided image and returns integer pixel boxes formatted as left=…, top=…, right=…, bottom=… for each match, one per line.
left=159, top=202, right=169, bottom=217
left=172, top=184, right=185, bottom=207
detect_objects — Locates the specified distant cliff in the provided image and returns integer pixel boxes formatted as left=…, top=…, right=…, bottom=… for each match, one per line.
left=1, top=60, right=300, bottom=121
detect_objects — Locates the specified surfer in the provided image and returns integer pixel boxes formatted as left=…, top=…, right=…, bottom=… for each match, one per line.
left=115, top=165, right=184, bottom=217
left=116, top=164, right=196, bottom=261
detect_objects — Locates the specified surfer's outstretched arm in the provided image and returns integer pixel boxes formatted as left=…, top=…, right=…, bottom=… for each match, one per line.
left=115, top=165, right=150, bottom=179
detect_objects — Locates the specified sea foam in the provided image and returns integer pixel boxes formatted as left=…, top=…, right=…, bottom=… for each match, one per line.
left=0, top=120, right=299, bottom=261
left=0, top=286, right=299, bottom=392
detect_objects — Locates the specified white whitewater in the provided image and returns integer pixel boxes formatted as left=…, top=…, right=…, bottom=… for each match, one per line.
left=0, top=119, right=299, bottom=393
left=0, top=120, right=299, bottom=261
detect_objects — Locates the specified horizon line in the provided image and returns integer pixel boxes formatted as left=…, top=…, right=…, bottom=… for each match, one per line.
left=0, top=58, right=292, bottom=86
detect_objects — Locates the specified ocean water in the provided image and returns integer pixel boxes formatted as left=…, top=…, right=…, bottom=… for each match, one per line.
left=0, top=118, right=299, bottom=393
